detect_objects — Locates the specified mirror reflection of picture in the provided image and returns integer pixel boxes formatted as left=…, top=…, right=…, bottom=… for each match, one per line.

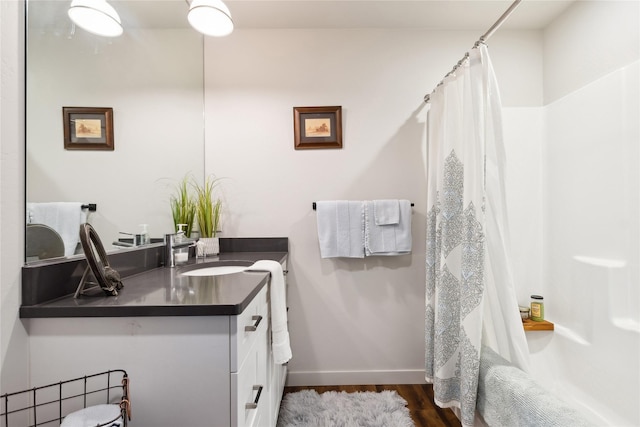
left=63, top=107, right=114, bottom=150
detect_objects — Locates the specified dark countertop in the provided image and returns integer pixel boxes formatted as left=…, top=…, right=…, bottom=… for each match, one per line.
left=20, top=245, right=288, bottom=318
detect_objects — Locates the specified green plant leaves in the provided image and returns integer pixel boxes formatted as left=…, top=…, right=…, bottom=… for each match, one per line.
left=193, top=175, right=222, bottom=238
left=170, top=174, right=223, bottom=238
left=170, top=175, right=196, bottom=237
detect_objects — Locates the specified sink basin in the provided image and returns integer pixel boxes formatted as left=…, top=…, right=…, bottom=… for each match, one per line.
left=182, top=265, right=249, bottom=277
left=178, top=260, right=255, bottom=277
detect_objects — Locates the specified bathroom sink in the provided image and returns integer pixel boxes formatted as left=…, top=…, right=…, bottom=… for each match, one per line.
left=178, top=260, right=255, bottom=277
left=182, top=266, right=248, bottom=276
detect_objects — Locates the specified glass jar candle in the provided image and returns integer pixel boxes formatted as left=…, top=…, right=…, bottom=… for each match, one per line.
left=530, top=295, right=544, bottom=321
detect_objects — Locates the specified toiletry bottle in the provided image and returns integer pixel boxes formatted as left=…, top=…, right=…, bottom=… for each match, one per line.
left=530, top=295, right=544, bottom=321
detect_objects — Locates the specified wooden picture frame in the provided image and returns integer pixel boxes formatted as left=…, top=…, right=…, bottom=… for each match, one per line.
left=293, top=106, right=343, bottom=150
left=63, top=107, right=114, bottom=150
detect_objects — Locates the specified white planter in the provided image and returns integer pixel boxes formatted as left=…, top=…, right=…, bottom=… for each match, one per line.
left=198, top=237, right=219, bottom=256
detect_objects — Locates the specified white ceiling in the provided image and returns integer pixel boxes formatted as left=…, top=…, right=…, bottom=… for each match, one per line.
left=225, top=0, right=574, bottom=30
left=30, top=0, right=576, bottom=33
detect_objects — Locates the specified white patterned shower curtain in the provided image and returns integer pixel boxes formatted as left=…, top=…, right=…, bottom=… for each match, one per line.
left=425, top=44, right=530, bottom=427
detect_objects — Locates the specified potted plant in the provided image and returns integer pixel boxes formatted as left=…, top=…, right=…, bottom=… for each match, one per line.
left=170, top=175, right=196, bottom=238
left=193, top=175, right=222, bottom=255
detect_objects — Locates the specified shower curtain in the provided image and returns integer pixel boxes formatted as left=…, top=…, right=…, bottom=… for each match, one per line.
left=425, top=44, right=529, bottom=427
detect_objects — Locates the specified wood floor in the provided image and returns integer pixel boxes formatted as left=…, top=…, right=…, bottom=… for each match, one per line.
left=283, top=384, right=461, bottom=427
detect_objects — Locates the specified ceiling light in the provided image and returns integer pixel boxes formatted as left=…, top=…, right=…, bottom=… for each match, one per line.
left=68, top=0, right=123, bottom=37
left=188, top=0, right=234, bottom=37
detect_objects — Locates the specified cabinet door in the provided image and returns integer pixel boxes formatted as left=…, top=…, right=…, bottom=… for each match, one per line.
left=231, top=287, right=269, bottom=427
left=253, top=323, right=269, bottom=427
left=231, top=286, right=268, bottom=372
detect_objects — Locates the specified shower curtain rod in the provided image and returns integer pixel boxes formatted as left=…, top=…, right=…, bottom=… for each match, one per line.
left=423, top=0, right=522, bottom=103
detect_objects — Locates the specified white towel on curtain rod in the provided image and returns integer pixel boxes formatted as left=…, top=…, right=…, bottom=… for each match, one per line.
left=424, top=44, right=529, bottom=427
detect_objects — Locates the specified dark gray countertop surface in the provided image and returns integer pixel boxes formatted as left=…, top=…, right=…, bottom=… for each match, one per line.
left=20, top=251, right=287, bottom=318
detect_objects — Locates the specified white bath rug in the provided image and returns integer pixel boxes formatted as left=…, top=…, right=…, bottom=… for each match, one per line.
left=277, top=389, right=415, bottom=427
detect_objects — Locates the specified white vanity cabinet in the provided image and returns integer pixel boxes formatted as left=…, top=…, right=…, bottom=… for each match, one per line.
left=231, top=285, right=269, bottom=427
left=231, top=260, right=288, bottom=427
left=26, top=261, right=288, bottom=427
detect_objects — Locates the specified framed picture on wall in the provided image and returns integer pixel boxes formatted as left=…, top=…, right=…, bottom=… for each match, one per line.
left=63, top=107, right=114, bottom=151
left=293, top=106, right=343, bottom=150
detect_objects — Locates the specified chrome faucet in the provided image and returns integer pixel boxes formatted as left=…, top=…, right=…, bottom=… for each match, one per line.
left=164, top=232, right=197, bottom=268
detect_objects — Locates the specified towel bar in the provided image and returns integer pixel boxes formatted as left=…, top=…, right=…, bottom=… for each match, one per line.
left=81, top=203, right=97, bottom=211
left=312, top=201, right=414, bottom=210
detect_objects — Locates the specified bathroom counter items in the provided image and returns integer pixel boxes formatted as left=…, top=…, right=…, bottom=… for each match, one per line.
left=20, top=237, right=288, bottom=318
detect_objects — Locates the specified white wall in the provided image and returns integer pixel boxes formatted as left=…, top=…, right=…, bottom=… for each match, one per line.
left=527, top=1, right=640, bottom=425
left=0, top=0, right=29, bottom=395
left=203, top=28, right=543, bottom=385
left=543, top=0, right=640, bottom=104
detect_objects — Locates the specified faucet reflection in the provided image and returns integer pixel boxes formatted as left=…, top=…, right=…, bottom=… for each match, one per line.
left=164, top=233, right=197, bottom=268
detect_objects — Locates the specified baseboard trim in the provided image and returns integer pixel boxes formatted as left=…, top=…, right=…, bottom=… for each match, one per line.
left=285, top=369, right=427, bottom=386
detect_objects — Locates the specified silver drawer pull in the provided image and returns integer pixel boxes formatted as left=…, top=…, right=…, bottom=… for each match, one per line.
left=244, top=315, right=263, bottom=332
left=245, top=385, right=263, bottom=410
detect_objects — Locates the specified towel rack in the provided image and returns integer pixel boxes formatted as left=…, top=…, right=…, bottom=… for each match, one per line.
left=81, top=203, right=97, bottom=211
left=312, top=201, right=414, bottom=210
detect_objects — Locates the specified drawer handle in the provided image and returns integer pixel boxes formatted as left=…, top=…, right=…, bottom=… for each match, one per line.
left=244, top=315, right=263, bottom=332
left=245, top=385, right=263, bottom=410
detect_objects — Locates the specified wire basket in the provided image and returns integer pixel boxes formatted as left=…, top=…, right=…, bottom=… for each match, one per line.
left=1, top=369, right=131, bottom=427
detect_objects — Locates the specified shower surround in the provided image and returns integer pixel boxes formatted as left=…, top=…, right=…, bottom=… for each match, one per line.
left=526, top=59, right=639, bottom=427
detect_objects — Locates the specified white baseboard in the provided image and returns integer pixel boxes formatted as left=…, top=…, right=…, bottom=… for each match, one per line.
left=285, top=369, right=427, bottom=386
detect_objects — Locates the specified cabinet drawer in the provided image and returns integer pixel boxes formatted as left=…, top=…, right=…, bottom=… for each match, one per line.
left=230, top=285, right=268, bottom=372
left=231, top=313, right=268, bottom=427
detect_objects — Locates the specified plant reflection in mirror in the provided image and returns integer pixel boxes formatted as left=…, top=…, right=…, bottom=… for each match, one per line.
left=194, top=175, right=222, bottom=238
left=170, top=174, right=196, bottom=238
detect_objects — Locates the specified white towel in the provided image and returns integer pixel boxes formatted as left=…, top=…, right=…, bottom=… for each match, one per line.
left=27, top=202, right=87, bottom=256
left=60, top=404, right=122, bottom=427
left=316, top=201, right=364, bottom=258
left=364, top=199, right=412, bottom=256
left=373, top=199, right=400, bottom=225
left=247, top=260, right=292, bottom=365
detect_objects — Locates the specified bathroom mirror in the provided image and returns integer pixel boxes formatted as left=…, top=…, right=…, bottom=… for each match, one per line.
left=25, top=0, right=204, bottom=263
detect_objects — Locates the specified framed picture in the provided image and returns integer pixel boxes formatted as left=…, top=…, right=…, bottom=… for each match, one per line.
left=293, top=106, right=343, bottom=150
left=63, top=107, right=114, bottom=150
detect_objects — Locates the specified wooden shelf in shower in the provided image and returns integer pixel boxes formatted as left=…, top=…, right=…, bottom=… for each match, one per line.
left=522, top=319, right=554, bottom=331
